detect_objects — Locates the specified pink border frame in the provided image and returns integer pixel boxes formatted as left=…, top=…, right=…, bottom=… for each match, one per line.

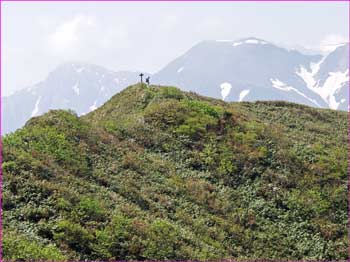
left=1, top=0, right=3, bottom=260
left=0, top=1, right=349, bottom=261
left=347, top=0, right=350, bottom=260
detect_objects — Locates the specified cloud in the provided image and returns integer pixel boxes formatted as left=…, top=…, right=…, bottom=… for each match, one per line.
left=158, top=15, right=179, bottom=30
left=319, top=34, right=347, bottom=53
left=46, top=14, right=131, bottom=63
left=100, top=26, right=129, bottom=49
left=38, top=17, right=53, bottom=30
left=195, top=18, right=224, bottom=34
left=48, top=15, right=96, bottom=53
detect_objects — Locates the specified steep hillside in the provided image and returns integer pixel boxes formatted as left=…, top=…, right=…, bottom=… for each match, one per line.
left=2, top=84, right=348, bottom=260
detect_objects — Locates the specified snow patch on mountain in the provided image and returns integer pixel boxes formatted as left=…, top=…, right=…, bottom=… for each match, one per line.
left=323, top=43, right=347, bottom=53
left=271, top=79, right=292, bottom=91
left=76, top=67, right=85, bottom=73
left=239, top=89, right=250, bottom=102
left=233, top=42, right=243, bottom=47
left=297, top=62, right=349, bottom=109
left=245, top=39, right=267, bottom=45
left=31, top=96, right=41, bottom=117
left=297, top=57, right=327, bottom=89
left=320, top=70, right=349, bottom=109
left=72, top=83, right=80, bottom=95
left=220, top=82, right=232, bottom=100
left=297, top=67, right=317, bottom=90
left=270, top=78, right=321, bottom=107
left=310, top=57, right=326, bottom=75
left=177, top=67, right=184, bottom=73
left=89, top=100, right=98, bottom=111
left=232, top=39, right=267, bottom=47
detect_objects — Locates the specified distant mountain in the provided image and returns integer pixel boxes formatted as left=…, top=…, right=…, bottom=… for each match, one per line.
left=3, top=63, right=150, bottom=134
left=3, top=38, right=348, bottom=134
left=153, top=38, right=348, bottom=110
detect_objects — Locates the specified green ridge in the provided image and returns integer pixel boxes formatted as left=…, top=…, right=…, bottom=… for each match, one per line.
left=3, top=84, right=348, bottom=260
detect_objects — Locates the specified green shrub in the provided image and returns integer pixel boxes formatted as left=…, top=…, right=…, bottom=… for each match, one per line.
left=144, top=100, right=187, bottom=128
left=159, top=86, right=185, bottom=100
left=143, top=219, right=183, bottom=259
left=176, top=112, right=217, bottom=139
left=184, top=99, right=221, bottom=118
left=53, top=220, right=93, bottom=253
left=76, top=197, right=105, bottom=221
left=3, top=232, right=66, bottom=260
left=93, top=214, right=133, bottom=259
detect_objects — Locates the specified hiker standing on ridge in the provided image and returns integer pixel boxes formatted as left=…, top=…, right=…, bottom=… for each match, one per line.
left=146, top=76, right=150, bottom=86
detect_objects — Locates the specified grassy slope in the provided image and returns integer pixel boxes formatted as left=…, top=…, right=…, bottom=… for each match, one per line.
left=2, top=84, right=348, bottom=260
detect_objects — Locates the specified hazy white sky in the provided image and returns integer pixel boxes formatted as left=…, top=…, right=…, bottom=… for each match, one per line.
left=2, top=1, right=349, bottom=96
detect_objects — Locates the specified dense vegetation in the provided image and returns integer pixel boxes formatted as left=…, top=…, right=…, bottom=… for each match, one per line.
left=2, top=84, right=348, bottom=260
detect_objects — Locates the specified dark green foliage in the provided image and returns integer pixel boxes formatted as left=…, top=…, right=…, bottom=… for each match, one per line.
left=3, top=84, right=348, bottom=260
left=53, top=219, right=94, bottom=254
left=75, top=197, right=106, bottom=222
